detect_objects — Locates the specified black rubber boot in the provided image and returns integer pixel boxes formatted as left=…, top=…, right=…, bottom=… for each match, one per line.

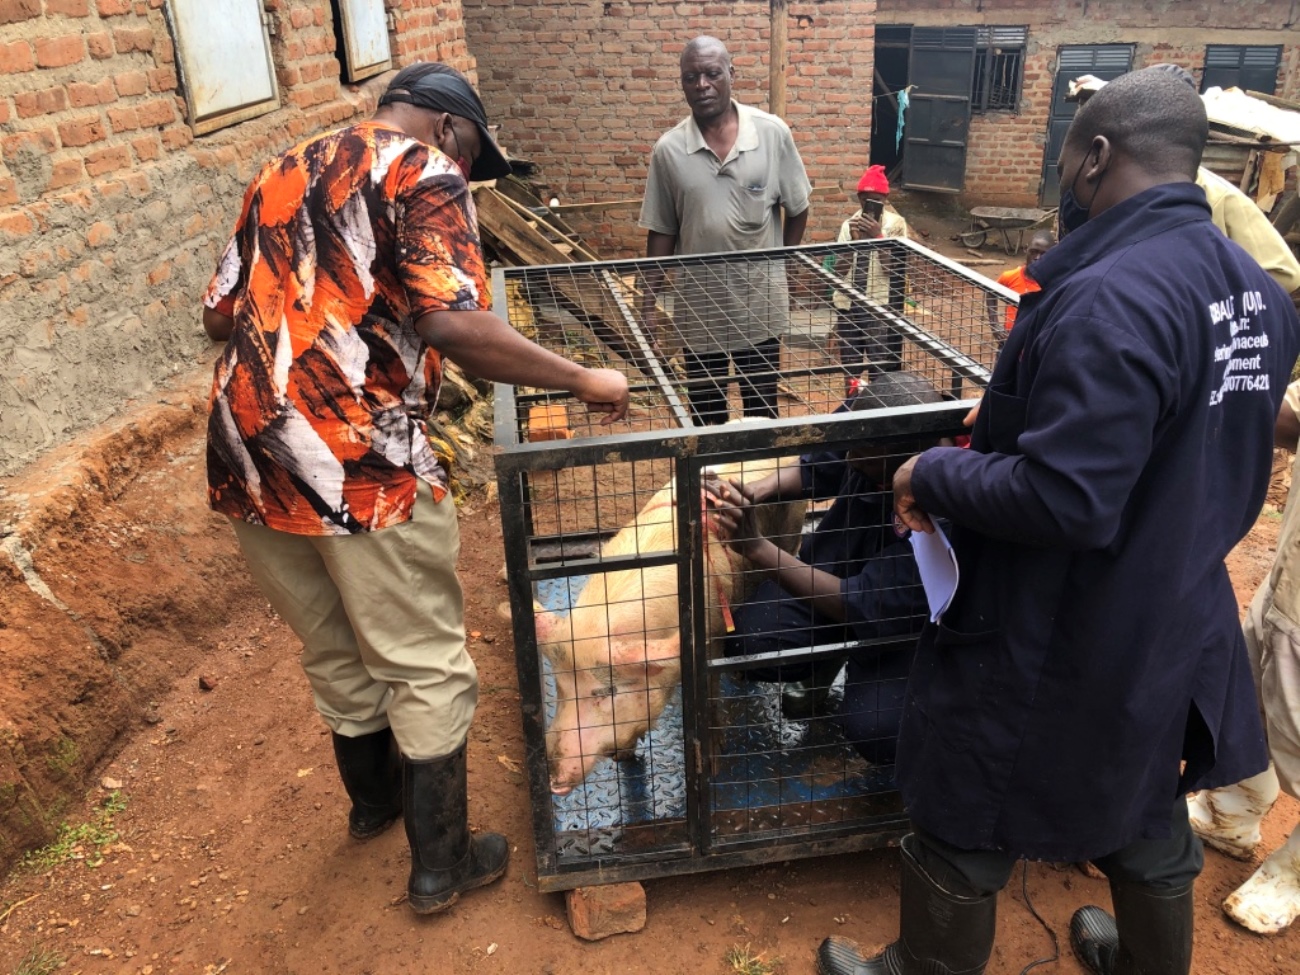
left=781, top=657, right=846, bottom=722
left=1070, top=880, right=1194, bottom=975
left=816, top=835, right=997, bottom=975
left=404, top=742, right=509, bottom=914
left=331, top=728, right=402, bottom=840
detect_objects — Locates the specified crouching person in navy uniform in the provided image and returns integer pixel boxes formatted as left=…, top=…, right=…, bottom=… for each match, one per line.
left=817, top=69, right=1300, bottom=975
left=707, top=372, right=941, bottom=758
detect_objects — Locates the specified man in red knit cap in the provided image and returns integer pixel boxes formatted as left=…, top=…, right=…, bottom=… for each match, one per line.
left=830, top=165, right=911, bottom=383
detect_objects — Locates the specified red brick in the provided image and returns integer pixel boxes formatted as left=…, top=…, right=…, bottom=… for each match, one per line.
left=95, top=0, right=131, bottom=13
left=146, top=259, right=171, bottom=286
left=564, top=883, right=646, bottom=941
left=0, top=0, right=39, bottom=25
left=14, top=86, right=68, bottom=118
left=84, top=143, right=132, bottom=177
left=107, top=105, right=139, bottom=132
left=0, top=177, right=16, bottom=206
left=47, top=157, right=85, bottom=191
left=85, top=220, right=115, bottom=247
left=0, top=210, right=36, bottom=237
left=57, top=114, right=107, bottom=148
left=146, top=66, right=176, bottom=92
left=113, top=26, right=153, bottom=54
left=46, top=0, right=90, bottom=15
left=0, top=40, right=33, bottom=73
left=2, top=127, right=58, bottom=157
left=114, top=69, right=148, bottom=96
left=0, top=100, right=8, bottom=124
left=86, top=31, right=115, bottom=59
left=67, top=78, right=117, bottom=108
left=129, top=133, right=161, bottom=161
left=135, top=97, right=174, bottom=127
left=34, top=34, right=85, bottom=68
left=159, top=125, right=191, bottom=150
left=289, top=6, right=312, bottom=28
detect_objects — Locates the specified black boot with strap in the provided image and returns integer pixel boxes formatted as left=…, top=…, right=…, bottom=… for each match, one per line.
left=817, top=834, right=998, bottom=975
left=403, top=742, right=509, bottom=914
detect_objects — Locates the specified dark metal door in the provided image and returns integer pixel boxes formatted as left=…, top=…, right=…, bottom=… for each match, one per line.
left=1039, top=45, right=1134, bottom=206
left=903, top=27, right=977, bottom=193
left=1202, top=45, right=1282, bottom=95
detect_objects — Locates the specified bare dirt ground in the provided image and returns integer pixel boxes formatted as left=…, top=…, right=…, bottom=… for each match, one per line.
left=0, top=221, right=1290, bottom=974
left=0, top=416, right=1298, bottom=975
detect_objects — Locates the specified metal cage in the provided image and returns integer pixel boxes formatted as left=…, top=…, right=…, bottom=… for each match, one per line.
left=492, top=239, right=1013, bottom=891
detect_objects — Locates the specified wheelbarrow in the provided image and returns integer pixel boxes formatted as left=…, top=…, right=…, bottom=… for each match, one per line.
left=960, top=206, right=1056, bottom=255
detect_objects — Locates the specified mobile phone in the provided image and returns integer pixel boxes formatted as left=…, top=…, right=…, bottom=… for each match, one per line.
left=862, top=199, right=885, bottom=221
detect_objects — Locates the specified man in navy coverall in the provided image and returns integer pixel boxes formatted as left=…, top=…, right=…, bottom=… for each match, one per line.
left=817, top=68, right=1300, bottom=975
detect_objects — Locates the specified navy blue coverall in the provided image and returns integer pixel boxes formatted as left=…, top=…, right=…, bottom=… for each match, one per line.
left=899, top=182, right=1300, bottom=886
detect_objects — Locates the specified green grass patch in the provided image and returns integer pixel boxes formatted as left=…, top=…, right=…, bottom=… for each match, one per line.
left=726, top=943, right=783, bottom=975
left=22, top=791, right=127, bottom=872
left=12, top=946, right=62, bottom=975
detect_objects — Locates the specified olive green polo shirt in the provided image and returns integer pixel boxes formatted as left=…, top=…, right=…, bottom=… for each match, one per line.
left=639, top=101, right=811, bottom=353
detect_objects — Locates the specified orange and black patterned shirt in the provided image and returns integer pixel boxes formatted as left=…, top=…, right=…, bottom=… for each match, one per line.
left=204, top=121, right=488, bottom=536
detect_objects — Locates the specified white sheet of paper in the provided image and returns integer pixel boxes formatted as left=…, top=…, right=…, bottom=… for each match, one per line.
left=908, top=522, right=960, bottom=623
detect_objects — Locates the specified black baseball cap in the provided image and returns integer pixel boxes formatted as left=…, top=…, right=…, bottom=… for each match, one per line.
left=379, top=62, right=512, bottom=181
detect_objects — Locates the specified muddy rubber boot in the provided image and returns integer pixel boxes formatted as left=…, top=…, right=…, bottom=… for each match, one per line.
left=331, top=728, right=402, bottom=840
left=1223, top=824, right=1300, bottom=934
left=816, top=834, right=997, bottom=975
left=1070, top=880, right=1194, bottom=975
left=403, top=743, right=509, bottom=915
left=1187, top=765, right=1279, bottom=860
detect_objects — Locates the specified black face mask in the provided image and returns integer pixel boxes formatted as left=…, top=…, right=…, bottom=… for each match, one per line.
left=1058, top=187, right=1090, bottom=237
left=1057, top=149, right=1103, bottom=237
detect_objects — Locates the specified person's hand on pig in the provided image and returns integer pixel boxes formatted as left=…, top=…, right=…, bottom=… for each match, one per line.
left=705, top=479, right=774, bottom=562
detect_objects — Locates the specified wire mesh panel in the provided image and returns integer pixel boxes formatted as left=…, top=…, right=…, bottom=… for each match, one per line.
left=493, top=241, right=1008, bottom=891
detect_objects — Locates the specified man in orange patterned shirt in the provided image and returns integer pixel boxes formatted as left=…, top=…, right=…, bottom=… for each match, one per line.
left=202, top=62, right=628, bottom=915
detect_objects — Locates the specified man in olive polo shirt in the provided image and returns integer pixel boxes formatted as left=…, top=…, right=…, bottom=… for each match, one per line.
left=639, top=35, right=812, bottom=425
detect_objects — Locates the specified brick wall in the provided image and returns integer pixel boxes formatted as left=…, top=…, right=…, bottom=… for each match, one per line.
left=463, top=0, right=879, bottom=258
left=0, top=0, right=475, bottom=475
left=877, top=0, right=1300, bottom=207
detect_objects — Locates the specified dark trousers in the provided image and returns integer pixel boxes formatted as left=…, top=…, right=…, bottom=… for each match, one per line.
left=835, top=307, right=902, bottom=375
left=684, top=338, right=781, bottom=425
left=727, top=579, right=913, bottom=765
left=911, top=800, right=1205, bottom=898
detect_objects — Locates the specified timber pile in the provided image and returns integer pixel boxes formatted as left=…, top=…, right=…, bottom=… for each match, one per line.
left=471, top=175, right=680, bottom=378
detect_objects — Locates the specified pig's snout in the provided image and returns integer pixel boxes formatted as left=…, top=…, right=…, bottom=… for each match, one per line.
left=548, top=752, right=588, bottom=796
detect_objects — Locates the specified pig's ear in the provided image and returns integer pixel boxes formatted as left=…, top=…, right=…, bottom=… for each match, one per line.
left=532, top=609, right=569, bottom=650
left=613, top=634, right=680, bottom=678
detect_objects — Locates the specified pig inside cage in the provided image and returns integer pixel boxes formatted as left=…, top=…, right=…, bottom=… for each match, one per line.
left=491, top=240, right=1012, bottom=890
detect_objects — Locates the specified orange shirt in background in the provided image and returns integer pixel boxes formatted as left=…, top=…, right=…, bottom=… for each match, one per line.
left=997, top=265, right=1041, bottom=331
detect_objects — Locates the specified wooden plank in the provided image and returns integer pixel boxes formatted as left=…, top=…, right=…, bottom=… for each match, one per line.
left=549, top=199, right=643, bottom=214
left=769, top=0, right=788, bottom=118
left=493, top=190, right=602, bottom=263
left=1247, top=89, right=1300, bottom=114
left=473, top=187, right=668, bottom=376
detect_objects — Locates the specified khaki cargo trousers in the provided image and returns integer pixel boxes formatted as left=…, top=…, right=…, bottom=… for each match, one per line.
left=229, top=483, right=476, bottom=760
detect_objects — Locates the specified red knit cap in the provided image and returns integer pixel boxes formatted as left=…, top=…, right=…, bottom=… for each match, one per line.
left=856, top=164, right=890, bottom=195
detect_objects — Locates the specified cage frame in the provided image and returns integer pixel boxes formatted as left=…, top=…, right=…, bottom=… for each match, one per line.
left=491, top=240, right=1009, bottom=892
